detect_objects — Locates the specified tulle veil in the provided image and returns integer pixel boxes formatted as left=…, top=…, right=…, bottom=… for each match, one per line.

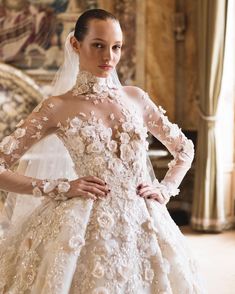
left=0, top=31, right=157, bottom=235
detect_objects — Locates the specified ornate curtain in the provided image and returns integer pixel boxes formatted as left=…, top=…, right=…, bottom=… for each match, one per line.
left=191, top=0, right=228, bottom=232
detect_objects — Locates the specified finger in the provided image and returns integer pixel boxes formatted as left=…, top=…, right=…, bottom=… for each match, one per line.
left=139, top=189, right=155, bottom=198
left=137, top=186, right=152, bottom=195
left=149, top=193, right=165, bottom=204
left=83, top=176, right=106, bottom=186
left=68, top=189, right=97, bottom=200
left=86, top=182, right=109, bottom=193
left=137, top=182, right=149, bottom=189
left=82, top=185, right=107, bottom=198
left=74, top=180, right=108, bottom=193
left=76, top=189, right=97, bottom=200
left=138, top=186, right=154, bottom=197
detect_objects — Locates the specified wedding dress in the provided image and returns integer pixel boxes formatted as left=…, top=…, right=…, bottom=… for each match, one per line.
left=0, top=70, right=205, bottom=294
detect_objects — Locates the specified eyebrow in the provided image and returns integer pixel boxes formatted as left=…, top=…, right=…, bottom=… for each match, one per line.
left=92, top=38, right=122, bottom=44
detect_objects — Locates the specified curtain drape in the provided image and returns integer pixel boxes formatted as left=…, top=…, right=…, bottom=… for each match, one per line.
left=191, top=0, right=228, bottom=232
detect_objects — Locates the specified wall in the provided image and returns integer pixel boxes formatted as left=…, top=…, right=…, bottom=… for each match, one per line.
left=99, top=0, right=198, bottom=129
left=145, top=0, right=175, bottom=122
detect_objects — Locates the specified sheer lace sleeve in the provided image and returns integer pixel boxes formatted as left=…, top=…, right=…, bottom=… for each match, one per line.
left=0, top=97, right=70, bottom=200
left=141, top=91, right=194, bottom=202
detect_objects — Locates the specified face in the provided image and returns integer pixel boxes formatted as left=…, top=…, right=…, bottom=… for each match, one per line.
left=71, top=19, right=123, bottom=78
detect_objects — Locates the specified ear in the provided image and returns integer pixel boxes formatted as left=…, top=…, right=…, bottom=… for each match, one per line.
left=70, top=36, right=80, bottom=54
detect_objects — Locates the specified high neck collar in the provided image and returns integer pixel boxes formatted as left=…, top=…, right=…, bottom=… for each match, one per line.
left=72, top=70, right=118, bottom=96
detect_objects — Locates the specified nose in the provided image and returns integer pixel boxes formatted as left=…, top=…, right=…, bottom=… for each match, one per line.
left=102, top=47, right=113, bottom=62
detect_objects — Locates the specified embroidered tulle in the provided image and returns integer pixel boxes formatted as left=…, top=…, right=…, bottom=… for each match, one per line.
left=0, top=71, right=205, bottom=293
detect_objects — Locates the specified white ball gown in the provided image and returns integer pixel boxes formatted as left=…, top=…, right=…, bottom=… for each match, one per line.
left=0, top=71, right=206, bottom=293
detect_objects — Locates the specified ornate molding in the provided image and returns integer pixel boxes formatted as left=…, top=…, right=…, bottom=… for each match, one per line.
left=114, top=0, right=137, bottom=85
left=0, top=63, right=43, bottom=140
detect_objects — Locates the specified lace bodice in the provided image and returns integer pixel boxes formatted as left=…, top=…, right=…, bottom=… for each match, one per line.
left=0, top=70, right=194, bottom=202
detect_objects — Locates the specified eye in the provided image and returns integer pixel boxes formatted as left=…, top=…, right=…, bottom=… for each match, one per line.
left=113, top=45, right=122, bottom=51
left=93, top=43, right=103, bottom=48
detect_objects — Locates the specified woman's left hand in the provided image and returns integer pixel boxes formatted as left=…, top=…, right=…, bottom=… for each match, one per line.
left=136, top=183, right=166, bottom=204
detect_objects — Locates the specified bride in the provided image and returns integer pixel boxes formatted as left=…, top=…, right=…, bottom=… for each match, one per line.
left=0, top=8, right=205, bottom=294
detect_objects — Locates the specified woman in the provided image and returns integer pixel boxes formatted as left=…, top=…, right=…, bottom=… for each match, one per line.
left=0, top=9, right=205, bottom=294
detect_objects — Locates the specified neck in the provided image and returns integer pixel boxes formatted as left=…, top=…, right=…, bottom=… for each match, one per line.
left=72, top=70, right=119, bottom=96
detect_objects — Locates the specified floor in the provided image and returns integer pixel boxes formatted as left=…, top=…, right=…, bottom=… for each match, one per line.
left=181, top=226, right=235, bottom=294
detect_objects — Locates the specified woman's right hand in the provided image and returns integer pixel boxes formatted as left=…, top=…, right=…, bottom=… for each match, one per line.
left=66, top=176, right=110, bottom=200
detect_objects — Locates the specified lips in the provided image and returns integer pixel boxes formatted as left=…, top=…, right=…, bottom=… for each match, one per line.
left=99, top=65, right=113, bottom=70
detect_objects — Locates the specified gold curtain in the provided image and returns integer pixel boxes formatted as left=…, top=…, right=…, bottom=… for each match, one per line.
left=191, top=0, right=228, bottom=232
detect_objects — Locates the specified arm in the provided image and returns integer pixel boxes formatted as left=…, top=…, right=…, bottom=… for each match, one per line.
left=0, top=97, right=109, bottom=201
left=139, top=90, right=194, bottom=203
left=0, top=97, right=69, bottom=199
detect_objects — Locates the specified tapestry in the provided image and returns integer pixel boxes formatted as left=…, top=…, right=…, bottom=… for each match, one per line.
left=0, top=0, right=97, bottom=70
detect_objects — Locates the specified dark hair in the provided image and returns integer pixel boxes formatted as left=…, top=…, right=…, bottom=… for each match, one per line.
left=74, top=9, right=118, bottom=41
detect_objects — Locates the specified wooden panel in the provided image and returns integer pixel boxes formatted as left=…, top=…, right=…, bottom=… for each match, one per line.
left=146, top=0, right=175, bottom=121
